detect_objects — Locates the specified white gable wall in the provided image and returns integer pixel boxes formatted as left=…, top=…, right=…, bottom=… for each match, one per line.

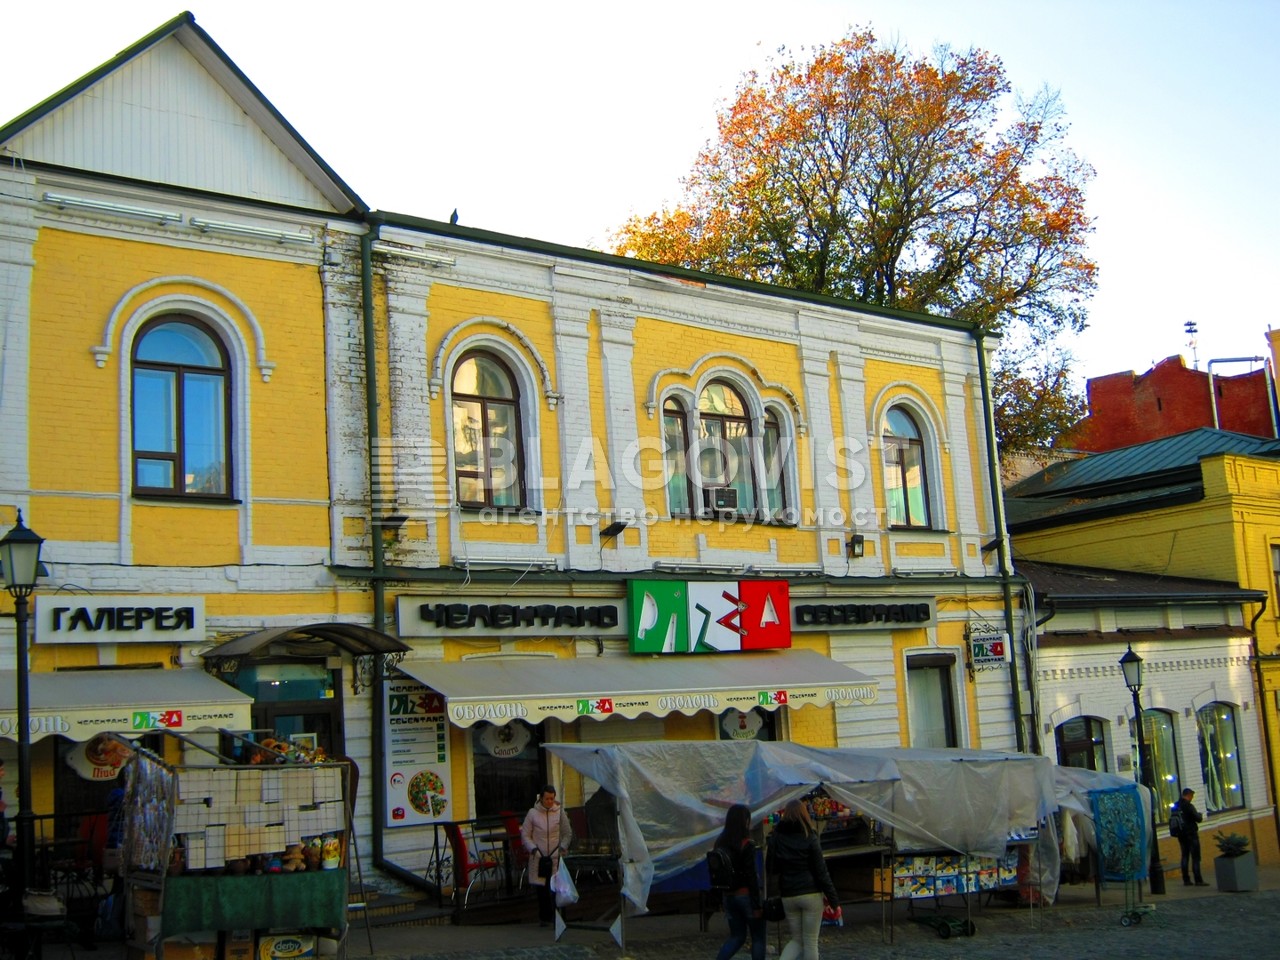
left=6, top=38, right=337, bottom=212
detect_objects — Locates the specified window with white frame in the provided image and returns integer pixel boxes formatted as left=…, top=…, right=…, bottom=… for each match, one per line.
left=1197, top=701, right=1244, bottom=813
left=697, top=380, right=757, bottom=514
left=906, top=653, right=958, bottom=748
left=451, top=350, right=526, bottom=508
left=132, top=317, right=231, bottom=498
left=883, top=406, right=932, bottom=528
left=761, top=409, right=787, bottom=517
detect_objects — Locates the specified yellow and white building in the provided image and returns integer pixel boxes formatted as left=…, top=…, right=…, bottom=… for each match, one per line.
left=0, top=13, right=1029, bottom=879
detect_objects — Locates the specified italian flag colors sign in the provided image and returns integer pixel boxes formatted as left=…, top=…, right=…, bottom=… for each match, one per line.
left=627, top=580, right=791, bottom=654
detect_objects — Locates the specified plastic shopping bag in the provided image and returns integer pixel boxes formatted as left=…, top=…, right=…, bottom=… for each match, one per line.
left=821, top=903, right=844, bottom=927
left=551, top=858, right=579, bottom=907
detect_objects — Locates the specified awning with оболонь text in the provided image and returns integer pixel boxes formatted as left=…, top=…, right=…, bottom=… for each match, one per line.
left=395, top=648, right=878, bottom=728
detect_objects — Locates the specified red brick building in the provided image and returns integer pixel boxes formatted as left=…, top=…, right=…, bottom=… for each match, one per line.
left=1063, top=355, right=1278, bottom=452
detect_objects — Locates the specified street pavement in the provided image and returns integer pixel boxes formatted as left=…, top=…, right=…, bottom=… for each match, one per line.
left=358, top=864, right=1280, bottom=960
left=43, top=864, right=1280, bottom=960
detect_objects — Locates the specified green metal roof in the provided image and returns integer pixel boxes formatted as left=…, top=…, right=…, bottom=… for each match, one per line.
left=1008, top=428, right=1280, bottom=500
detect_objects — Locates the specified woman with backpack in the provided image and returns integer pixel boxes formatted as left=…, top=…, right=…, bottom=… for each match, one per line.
left=714, top=803, right=766, bottom=960
left=766, top=799, right=842, bottom=960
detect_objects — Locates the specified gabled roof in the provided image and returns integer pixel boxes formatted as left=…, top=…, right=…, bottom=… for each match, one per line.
left=0, top=11, right=365, bottom=214
left=1009, top=427, right=1280, bottom=500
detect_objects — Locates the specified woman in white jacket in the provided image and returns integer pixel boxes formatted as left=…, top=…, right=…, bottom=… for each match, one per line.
left=520, top=784, right=573, bottom=925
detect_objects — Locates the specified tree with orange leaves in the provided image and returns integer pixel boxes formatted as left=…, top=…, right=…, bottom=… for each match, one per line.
left=613, top=29, right=1095, bottom=451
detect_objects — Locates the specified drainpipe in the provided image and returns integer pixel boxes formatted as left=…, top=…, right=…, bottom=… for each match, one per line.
left=1247, top=597, right=1280, bottom=857
left=974, top=329, right=1028, bottom=753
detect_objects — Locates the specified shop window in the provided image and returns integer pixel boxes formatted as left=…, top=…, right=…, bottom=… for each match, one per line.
left=451, top=350, right=526, bottom=509
left=697, top=380, right=757, bottom=515
left=1197, top=701, right=1244, bottom=813
left=1272, top=544, right=1280, bottom=604
left=471, top=720, right=543, bottom=819
left=1055, top=716, right=1108, bottom=771
left=906, top=653, right=958, bottom=748
left=132, top=317, right=231, bottom=498
left=230, top=661, right=345, bottom=759
left=882, top=406, right=932, bottom=528
left=662, top=398, right=693, bottom=515
left=1134, top=707, right=1180, bottom=820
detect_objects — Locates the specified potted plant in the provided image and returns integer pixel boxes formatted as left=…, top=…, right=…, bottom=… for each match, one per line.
left=1212, top=831, right=1257, bottom=892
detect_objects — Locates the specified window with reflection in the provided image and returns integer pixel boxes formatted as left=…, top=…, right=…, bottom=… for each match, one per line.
left=662, top=398, right=693, bottom=515
left=883, top=406, right=931, bottom=528
left=132, top=317, right=230, bottom=497
left=697, top=381, right=756, bottom=514
left=1197, top=702, right=1244, bottom=813
left=761, top=410, right=787, bottom=516
left=1135, top=708, right=1181, bottom=821
left=452, top=351, right=524, bottom=508
left=1056, top=716, right=1108, bottom=771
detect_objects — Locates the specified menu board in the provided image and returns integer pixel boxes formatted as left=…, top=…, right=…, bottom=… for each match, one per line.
left=383, top=678, right=452, bottom=827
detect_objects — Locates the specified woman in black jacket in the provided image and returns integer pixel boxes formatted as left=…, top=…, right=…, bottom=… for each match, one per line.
left=766, top=799, right=842, bottom=960
left=715, top=803, right=765, bottom=960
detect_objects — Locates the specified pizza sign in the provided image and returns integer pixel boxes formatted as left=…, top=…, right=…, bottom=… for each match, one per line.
left=132, top=710, right=182, bottom=729
left=627, top=580, right=791, bottom=654
left=577, top=698, right=614, bottom=715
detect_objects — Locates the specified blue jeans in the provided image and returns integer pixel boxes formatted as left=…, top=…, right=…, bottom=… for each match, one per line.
left=717, top=892, right=766, bottom=960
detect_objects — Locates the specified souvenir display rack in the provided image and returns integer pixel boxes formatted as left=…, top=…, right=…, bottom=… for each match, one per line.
left=117, top=732, right=352, bottom=960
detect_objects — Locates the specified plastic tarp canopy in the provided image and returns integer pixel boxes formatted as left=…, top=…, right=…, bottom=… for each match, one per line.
left=546, top=740, right=1060, bottom=912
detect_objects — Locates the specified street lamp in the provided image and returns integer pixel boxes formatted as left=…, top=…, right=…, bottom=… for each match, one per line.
left=2, top=510, right=44, bottom=895
left=1119, top=644, right=1165, bottom=895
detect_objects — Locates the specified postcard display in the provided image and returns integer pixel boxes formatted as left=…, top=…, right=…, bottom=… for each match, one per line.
left=120, top=749, right=351, bottom=959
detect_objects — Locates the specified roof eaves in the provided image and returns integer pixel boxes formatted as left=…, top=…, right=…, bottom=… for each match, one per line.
left=1006, top=483, right=1205, bottom=534
left=367, top=211, right=982, bottom=336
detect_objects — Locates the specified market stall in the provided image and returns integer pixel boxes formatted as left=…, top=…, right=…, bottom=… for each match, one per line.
left=545, top=740, right=1147, bottom=914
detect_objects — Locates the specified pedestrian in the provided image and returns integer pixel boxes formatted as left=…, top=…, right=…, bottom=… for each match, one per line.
left=714, top=803, right=766, bottom=960
left=766, top=799, right=842, bottom=960
left=1173, top=787, right=1207, bottom=886
left=520, top=784, right=573, bottom=926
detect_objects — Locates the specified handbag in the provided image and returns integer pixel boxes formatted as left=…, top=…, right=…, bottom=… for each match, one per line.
left=538, top=850, right=554, bottom=879
left=763, top=896, right=785, bottom=922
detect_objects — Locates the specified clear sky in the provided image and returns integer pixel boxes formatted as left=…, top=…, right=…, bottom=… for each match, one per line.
left=3, top=1, right=1277, bottom=385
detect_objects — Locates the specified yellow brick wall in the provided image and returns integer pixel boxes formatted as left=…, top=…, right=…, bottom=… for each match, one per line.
left=26, top=228, right=329, bottom=552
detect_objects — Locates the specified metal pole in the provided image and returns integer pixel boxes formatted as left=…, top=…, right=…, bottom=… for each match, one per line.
left=15, top=592, right=35, bottom=892
left=1132, top=687, right=1165, bottom=895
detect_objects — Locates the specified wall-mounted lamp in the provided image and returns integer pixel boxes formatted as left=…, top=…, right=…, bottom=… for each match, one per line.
left=600, top=519, right=630, bottom=541
left=43, top=191, right=181, bottom=225
left=846, top=533, right=866, bottom=559
left=189, top=216, right=315, bottom=245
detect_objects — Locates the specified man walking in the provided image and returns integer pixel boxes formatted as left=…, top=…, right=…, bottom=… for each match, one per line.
left=1172, top=787, right=1207, bottom=886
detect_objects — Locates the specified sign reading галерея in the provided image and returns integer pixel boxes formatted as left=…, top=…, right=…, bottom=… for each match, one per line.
left=395, top=595, right=628, bottom=639
left=34, top=596, right=206, bottom=644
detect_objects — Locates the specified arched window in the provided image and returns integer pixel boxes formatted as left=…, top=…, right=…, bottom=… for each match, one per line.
left=883, top=406, right=931, bottom=528
left=1136, top=708, right=1181, bottom=821
left=1056, top=716, right=1108, bottom=771
left=662, top=398, right=693, bottom=515
left=1197, top=702, right=1244, bottom=813
left=697, top=381, right=756, bottom=514
left=451, top=351, right=525, bottom=508
left=132, top=317, right=231, bottom=497
left=761, top=410, right=787, bottom=516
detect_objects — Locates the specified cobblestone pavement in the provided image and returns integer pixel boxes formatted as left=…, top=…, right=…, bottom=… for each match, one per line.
left=381, top=888, right=1280, bottom=960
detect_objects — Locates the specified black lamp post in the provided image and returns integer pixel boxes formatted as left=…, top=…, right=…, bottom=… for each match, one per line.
left=2, top=510, right=44, bottom=895
left=1119, top=644, right=1165, bottom=895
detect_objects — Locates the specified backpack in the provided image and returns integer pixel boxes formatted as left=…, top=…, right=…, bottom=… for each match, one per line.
left=1168, top=807, right=1184, bottom=839
left=706, top=845, right=737, bottom=890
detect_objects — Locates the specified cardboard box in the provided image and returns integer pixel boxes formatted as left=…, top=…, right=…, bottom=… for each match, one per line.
left=257, top=934, right=316, bottom=960
left=128, top=935, right=218, bottom=960
left=223, top=930, right=254, bottom=960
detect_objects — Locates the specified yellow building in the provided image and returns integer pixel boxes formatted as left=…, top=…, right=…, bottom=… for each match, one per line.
left=1009, top=433, right=1280, bottom=864
left=1, top=12, right=1028, bottom=885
